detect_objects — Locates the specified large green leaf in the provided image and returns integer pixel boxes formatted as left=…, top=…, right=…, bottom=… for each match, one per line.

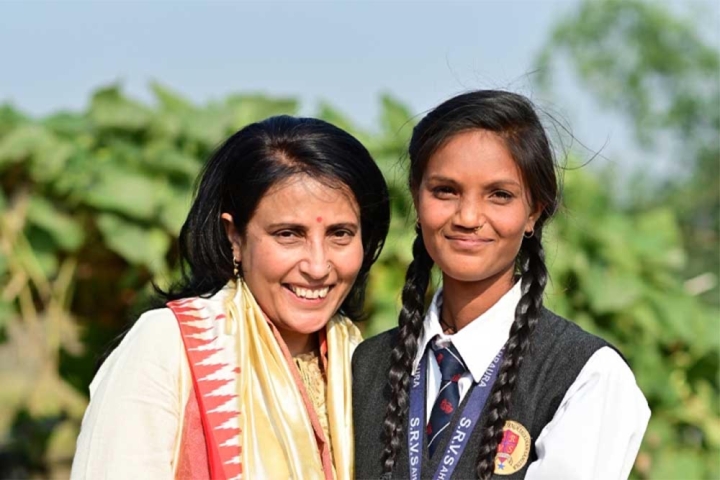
left=0, top=124, right=54, bottom=168
left=26, top=197, right=84, bottom=252
left=89, top=85, right=153, bottom=131
left=96, top=213, right=169, bottom=273
left=81, top=166, right=165, bottom=220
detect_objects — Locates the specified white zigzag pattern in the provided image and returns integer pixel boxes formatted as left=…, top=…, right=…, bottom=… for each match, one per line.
left=188, top=331, right=216, bottom=342
left=220, top=436, right=240, bottom=447
left=208, top=397, right=238, bottom=414
left=199, top=363, right=236, bottom=382
left=196, top=350, right=230, bottom=366
left=185, top=319, right=210, bottom=329
left=216, top=417, right=241, bottom=430
left=203, top=381, right=237, bottom=398
left=188, top=341, right=221, bottom=352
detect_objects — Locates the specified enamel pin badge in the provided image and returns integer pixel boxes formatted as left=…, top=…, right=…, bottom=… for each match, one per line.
left=494, top=420, right=531, bottom=475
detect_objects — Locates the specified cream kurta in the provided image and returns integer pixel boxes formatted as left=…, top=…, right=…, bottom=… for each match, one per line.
left=71, top=308, right=190, bottom=479
left=71, top=283, right=361, bottom=479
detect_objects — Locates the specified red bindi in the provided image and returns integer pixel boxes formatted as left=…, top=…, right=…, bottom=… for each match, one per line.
left=316, top=216, right=323, bottom=223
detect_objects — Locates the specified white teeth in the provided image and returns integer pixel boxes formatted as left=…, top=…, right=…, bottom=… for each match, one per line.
left=291, top=286, right=329, bottom=299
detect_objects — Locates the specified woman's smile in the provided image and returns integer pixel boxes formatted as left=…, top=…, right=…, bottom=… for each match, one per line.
left=224, top=174, right=364, bottom=353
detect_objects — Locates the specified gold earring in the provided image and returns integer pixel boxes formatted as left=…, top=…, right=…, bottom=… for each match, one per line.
left=233, top=257, right=240, bottom=278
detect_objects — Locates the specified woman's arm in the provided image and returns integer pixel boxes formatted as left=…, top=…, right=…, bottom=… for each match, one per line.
left=71, top=309, right=185, bottom=479
left=526, top=346, right=650, bottom=480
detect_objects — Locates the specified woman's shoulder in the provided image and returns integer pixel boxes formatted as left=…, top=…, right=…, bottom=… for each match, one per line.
left=120, top=307, right=184, bottom=354
left=91, top=307, right=183, bottom=392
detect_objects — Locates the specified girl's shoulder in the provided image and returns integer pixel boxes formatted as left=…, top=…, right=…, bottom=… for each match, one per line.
left=353, top=327, right=399, bottom=360
left=527, top=308, right=631, bottom=391
left=536, top=308, right=621, bottom=358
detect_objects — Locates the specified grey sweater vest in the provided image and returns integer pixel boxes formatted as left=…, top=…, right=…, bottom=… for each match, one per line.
left=353, top=308, right=612, bottom=479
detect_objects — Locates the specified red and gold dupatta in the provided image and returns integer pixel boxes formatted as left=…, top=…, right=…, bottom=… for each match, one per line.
left=167, top=280, right=360, bottom=479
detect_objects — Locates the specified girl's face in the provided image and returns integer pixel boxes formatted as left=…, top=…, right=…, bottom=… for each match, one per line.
left=223, top=175, right=363, bottom=352
left=416, top=130, right=540, bottom=290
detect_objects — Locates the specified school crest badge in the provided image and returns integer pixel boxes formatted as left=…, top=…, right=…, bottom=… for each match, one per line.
left=494, top=420, right=531, bottom=475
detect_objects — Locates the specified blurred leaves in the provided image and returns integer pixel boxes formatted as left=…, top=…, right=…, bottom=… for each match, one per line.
left=0, top=10, right=718, bottom=473
left=537, top=0, right=719, bottom=477
left=536, top=0, right=720, bottom=310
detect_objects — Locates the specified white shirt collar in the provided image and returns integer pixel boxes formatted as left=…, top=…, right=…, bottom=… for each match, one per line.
left=412, top=281, right=522, bottom=383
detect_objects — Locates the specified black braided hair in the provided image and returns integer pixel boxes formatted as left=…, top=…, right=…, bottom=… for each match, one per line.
left=381, top=226, right=434, bottom=474
left=380, top=90, right=559, bottom=478
left=474, top=233, right=548, bottom=479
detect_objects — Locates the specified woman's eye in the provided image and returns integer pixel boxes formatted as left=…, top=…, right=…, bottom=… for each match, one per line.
left=432, top=186, right=456, bottom=197
left=274, top=230, right=301, bottom=242
left=330, top=229, right=355, bottom=244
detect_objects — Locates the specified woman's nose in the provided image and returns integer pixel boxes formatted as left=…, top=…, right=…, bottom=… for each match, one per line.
left=299, top=242, right=330, bottom=278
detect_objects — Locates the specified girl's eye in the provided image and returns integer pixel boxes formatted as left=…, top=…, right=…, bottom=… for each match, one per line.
left=491, top=191, right=514, bottom=202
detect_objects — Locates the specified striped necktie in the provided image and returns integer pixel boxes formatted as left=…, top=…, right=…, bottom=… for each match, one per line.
left=427, top=338, right=467, bottom=457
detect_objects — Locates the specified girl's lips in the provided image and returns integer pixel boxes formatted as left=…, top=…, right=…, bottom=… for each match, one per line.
left=445, top=236, right=493, bottom=250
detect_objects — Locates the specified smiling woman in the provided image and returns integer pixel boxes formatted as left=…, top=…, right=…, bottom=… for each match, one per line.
left=70, top=116, right=390, bottom=480
left=221, top=176, right=365, bottom=356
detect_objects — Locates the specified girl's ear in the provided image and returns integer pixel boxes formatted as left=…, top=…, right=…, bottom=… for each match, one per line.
left=525, top=203, right=544, bottom=234
left=220, top=213, right=242, bottom=262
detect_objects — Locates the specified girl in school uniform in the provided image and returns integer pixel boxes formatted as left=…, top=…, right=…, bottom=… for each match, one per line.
left=353, top=90, right=650, bottom=479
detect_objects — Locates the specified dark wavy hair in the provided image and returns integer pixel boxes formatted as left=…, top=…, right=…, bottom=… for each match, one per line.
left=380, top=90, right=559, bottom=479
left=163, top=115, right=390, bottom=321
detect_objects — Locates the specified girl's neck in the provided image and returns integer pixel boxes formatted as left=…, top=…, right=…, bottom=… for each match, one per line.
left=440, top=270, right=516, bottom=333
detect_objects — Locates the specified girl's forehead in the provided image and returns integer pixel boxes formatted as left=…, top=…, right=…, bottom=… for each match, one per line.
left=423, top=132, right=523, bottom=182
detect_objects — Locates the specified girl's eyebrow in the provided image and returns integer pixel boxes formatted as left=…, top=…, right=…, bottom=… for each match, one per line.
left=424, top=174, right=460, bottom=184
left=485, top=179, right=523, bottom=189
left=425, top=175, right=522, bottom=189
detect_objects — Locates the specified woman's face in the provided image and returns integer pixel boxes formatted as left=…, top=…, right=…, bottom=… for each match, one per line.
left=223, top=174, right=363, bottom=349
left=416, top=130, right=539, bottom=290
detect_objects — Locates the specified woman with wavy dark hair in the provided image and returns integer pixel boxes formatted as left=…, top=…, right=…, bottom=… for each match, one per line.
left=72, top=115, right=390, bottom=479
left=353, top=91, right=649, bottom=479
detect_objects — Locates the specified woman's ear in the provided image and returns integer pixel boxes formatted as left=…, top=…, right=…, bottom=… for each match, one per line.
left=221, top=213, right=242, bottom=262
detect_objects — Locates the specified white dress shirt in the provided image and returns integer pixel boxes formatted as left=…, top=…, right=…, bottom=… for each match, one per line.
left=412, top=282, right=650, bottom=480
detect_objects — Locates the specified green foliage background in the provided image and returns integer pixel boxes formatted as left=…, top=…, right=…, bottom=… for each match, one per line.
left=0, top=1, right=717, bottom=478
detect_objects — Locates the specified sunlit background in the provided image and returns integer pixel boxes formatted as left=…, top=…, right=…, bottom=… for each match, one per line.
left=1, top=0, right=718, bottom=478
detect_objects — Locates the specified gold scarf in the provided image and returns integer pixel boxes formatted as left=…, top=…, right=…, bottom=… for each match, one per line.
left=225, top=280, right=360, bottom=479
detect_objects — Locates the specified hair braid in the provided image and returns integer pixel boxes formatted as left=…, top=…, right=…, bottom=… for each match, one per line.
left=380, top=228, right=434, bottom=476
left=474, top=234, right=548, bottom=479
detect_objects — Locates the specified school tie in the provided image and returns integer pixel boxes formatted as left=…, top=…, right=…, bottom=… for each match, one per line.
left=427, top=338, right=467, bottom=457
